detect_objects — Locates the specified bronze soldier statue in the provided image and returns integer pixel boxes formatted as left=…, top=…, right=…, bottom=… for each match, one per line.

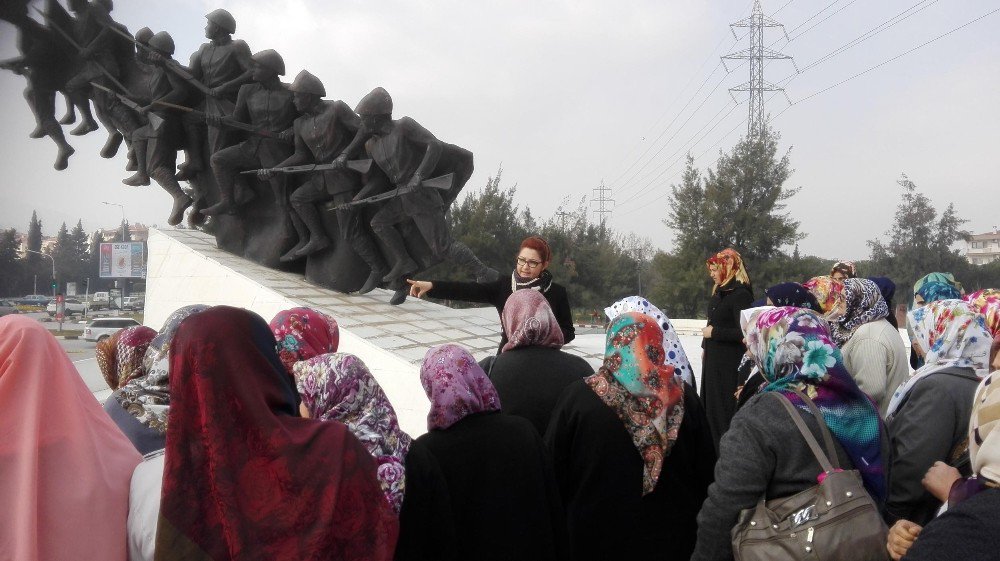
left=176, top=8, right=253, bottom=182
left=201, top=49, right=297, bottom=217
left=336, top=87, right=497, bottom=305
left=0, top=2, right=76, bottom=169
left=120, top=31, right=192, bottom=226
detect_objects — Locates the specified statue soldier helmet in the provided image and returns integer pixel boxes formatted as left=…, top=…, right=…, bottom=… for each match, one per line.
left=205, top=8, right=237, bottom=34
left=149, top=31, right=175, bottom=55
left=134, top=27, right=154, bottom=45
left=356, top=87, right=393, bottom=116
left=289, top=70, right=326, bottom=97
left=251, top=49, right=285, bottom=76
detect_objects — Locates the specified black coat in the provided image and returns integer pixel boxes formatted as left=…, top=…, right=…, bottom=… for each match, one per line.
left=428, top=277, right=575, bottom=351
left=398, top=412, right=568, bottom=561
left=545, top=380, right=715, bottom=561
left=485, top=346, right=595, bottom=436
left=701, top=280, right=754, bottom=451
left=902, top=488, right=1000, bottom=561
left=886, top=366, right=979, bottom=525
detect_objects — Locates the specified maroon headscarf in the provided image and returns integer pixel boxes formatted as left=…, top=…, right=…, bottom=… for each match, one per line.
left=501, top=289, right=565, bottom=352
left=420, top=344, right=501, bottom=431
left=269, top=307, right=339, bottom=374
left=156, top=306, right=398, bottom=561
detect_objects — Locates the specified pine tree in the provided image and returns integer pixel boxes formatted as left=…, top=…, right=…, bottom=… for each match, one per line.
left=26, top=210, right=42, bottom=261
left=0, top=229, right=21, bottom=296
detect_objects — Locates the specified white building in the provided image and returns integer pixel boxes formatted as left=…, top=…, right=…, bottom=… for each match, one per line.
left=966, top=229, right=1000, bottom=266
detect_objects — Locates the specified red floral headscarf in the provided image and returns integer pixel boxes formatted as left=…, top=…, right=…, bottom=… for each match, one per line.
left=706, top=248, right=750, bottom=294
left=269, top=307, right=339, bottom=374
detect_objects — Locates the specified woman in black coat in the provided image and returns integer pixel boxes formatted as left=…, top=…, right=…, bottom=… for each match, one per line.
left=485, top=289, right=594, bottom=436
left=545, top=312, right=715, bottom=561
left=407, top=236, right=575, bottom=351
left=701, top=248, right=754, bottom=451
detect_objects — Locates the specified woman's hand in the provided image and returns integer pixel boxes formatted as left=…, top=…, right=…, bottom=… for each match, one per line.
left=407, top=279, right=433, bottom=298
left=922, top=461, right=961, bottom=503
left=887, top=519, right=922, bottom=560
left=702, top=325, right=713, bottom=338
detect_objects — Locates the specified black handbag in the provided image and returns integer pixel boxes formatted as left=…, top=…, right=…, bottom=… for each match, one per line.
left=731, top=390, right=889, bottom=561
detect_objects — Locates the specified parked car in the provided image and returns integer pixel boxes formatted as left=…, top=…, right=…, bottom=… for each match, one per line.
left=17, top=294, right=50, bottom=307
left=122, top=296, right=144, bottom=311
left=0, top=300, right=20, bottom=317
left=47, top=298, right=89, bottom=317
left=83, top=317, right=141, bottom=342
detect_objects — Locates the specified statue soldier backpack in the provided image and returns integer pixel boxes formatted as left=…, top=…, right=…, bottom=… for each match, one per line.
left=730, top=390, right=889, bottom=561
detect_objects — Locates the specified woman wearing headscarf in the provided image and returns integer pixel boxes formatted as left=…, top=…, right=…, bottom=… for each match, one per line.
left=483, top=290, right=593, bottom=436
left=546, top=312, right=713, bottom=561
left=888, top=372, right=1000, bottom=561
left=735, top=284, right=822, bottom=409
left=701, top=248, right=754, bottom=450
left=154, top=306, right=398, bottom=561
left=270, top=306, right=340, bottom=374
left=407, top=236, right=575, bottom=352
left=869, top=276, right=899, bottom=328
left=882, top=299, right=993, bottom=525
left=803, top=275, right=847, bottom=320
left=835, top=277, right=909, bottom=416
left=97, top=325, right=157, bottom=390
left=830, top=260, right=857, bottom=281
left=398, top=344, right=566, bottom=561
left=966, top=289, right=1000, bottom=370
left=106, top=305, right=208, bottom=455
left=691, top=307, right=888, bottom=561
left=0, top=315, right=142, bottom=561
left=294, top=353, right=412, bottom=514
left=605, top=295, right=697, bottom=388
left=908, top=273, right=964, bottom=369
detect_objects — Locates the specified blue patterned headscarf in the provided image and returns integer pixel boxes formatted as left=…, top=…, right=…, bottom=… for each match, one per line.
left=745, top=307, right=886, bottom=503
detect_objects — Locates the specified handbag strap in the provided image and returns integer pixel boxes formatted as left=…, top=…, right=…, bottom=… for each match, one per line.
left=789, top=388, right=841, bottom=471
left=773, top=392, right=838, bottom=473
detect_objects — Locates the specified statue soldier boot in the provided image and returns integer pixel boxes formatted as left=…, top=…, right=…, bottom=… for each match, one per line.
left=352, top=235, right=388, bottom=294
left=279, top=213, right=310, bottom=262
left=290, top=201, right=331, bottom=257
left=378, top=226, right=419, bottom=283
left=448, top=241, right=500, bottom=283
left=150, top=169, right=194, bottom=226
left=122, top=136, right=150, bottom=186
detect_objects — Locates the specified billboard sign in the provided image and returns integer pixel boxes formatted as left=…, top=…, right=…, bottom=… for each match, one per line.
left=99, top=242, right=145, bottom=278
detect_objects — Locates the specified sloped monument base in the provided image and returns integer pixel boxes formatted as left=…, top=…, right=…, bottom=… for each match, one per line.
left=145, top=227, right=511, bottom=437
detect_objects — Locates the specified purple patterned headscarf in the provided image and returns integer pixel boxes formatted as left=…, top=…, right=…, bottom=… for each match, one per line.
left=501, top=289, right=565, bottom=352
left=294, top=353, right=411, bottom=513
left=420, top=344, right=501, bottom=431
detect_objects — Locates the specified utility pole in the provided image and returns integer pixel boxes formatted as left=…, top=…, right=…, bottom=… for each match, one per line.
left=722, top=0, right=796, bottom=137
left=591, top=180, right=613, bottom=228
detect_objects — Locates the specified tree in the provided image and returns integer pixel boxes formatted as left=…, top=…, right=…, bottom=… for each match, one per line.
left=0, top=229, right=21, bottom=296
left=868, top=174, right=969, bottom=303
left=26, top=210, right=42, bottom=261
left=51, top=221, right=71, bottom=292
left=651, top=125, right=802, bottom=317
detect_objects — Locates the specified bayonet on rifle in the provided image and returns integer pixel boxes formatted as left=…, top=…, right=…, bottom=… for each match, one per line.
left=332, top=173, right=454, bottom=210
left=240, top=160, right=373, bottom=176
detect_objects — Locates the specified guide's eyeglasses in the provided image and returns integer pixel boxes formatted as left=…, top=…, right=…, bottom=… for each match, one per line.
left=516, top=257, right=542, bottom=269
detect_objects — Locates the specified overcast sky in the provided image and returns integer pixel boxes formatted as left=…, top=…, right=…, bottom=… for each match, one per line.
left=1, top=0, right=998, bottom=260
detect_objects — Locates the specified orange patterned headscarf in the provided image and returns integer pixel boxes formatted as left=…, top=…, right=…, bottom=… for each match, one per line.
left=706, top=248, right=750, bottom=294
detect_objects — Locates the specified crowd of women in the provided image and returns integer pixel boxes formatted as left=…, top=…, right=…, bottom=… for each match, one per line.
left=2, top=238, right=999, bottom=561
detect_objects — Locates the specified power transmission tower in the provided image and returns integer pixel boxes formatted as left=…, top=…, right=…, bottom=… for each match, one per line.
left=591, top=180, right=614, bottom=227
left=722, top=0, right=796, bottom=137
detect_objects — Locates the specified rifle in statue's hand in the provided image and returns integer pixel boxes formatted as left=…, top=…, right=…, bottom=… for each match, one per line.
left=150, top=100, right=291, bottom=143
left=332, top=173, right=454, bottom=210
left=240, top=160, right=373, bottom=176
left=89, top=81, right=164, bottom=129
left=98, top=22, right=215, bottom=97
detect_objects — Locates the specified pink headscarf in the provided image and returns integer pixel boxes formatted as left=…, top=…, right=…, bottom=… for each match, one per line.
left=501, top=289, right=565, bottom=352
left=0, top=315, right=141, bottom=561
left=269, top=307, right=339, bottom=374
left=420, top=344, right=501, bottom=431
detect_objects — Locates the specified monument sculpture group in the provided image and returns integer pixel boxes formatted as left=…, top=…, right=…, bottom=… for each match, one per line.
left=1, top=1, right=498, bottom=305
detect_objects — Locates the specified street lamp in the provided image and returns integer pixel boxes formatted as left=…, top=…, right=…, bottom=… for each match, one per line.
left=24, top=249, right=56, bottom=296
left=102, top=201, right=127, bottom=241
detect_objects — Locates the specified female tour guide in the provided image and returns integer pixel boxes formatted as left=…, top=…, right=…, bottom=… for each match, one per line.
left=408, top=236, right=575, bottom=351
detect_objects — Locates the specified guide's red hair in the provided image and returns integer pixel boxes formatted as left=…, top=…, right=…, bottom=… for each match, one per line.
left=519, top=236, right=551, bottom=263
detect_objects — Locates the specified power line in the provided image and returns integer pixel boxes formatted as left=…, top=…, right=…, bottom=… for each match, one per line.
left=769, top=6, right=1000, bottom=123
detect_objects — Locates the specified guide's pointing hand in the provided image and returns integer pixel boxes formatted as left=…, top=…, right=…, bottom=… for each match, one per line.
left=407, top=279, right=433, bottom=298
